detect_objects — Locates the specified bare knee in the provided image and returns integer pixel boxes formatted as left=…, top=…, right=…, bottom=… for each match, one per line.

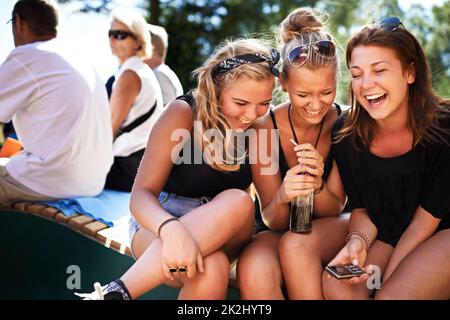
left=238, top=249, right=267, bottom=290
left=238, top=239, right=281, bottom=297
left=322, top=271, right=345, bottom=300
left=279, top=231, right=317, bottom=262
left=200, top=250, right=230, bottom=286
left=219, top=189, right=254, bottom=219
left=178, top=250, right=230, bottom=299
left=374, top=288, right=394, bottom=300
left=433, top=229, right=450, bottom=250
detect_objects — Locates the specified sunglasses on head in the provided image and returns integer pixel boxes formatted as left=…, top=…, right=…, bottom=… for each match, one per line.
left=373, top=16, right=405, bottom=32
left=287, top=40, right=335, bottom=68
left=108, top=29, right=135, bottom=40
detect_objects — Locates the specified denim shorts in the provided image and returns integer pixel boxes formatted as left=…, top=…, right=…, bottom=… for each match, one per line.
left=128, top=191, right=211, bottom=257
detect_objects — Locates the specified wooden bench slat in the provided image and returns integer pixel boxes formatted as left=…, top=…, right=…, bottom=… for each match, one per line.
left=41, top=207, right=60, bottom=219
left=25, top=204, right=48, bottom=215
left=55, top=212, right=79, bottom=224
left=68, top=215, right=94, bottom=229
left=0, top=203, right=13, bottom=210
left=97, top=222, right=130, bottom=255
left=82, top=221, right=109, bottom=237
left=6, top=201, right=132, bottom=256
left=13, top=203, right=29, bottom=212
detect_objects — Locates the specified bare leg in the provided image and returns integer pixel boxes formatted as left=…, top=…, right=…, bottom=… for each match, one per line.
left=131, top=228, right=184, bottom=288
left=131, top=228, right=156, bottom=260
left=279, top=215, right=348, bottom=299
left=177, top=250, right=230, bottom=300
left=121, top=189, right=254, bottom=299
left=322, top=240, right=393, bottom=300
left=375, top=229, right=450, bottom=300
left=237, top=231, right=284, bottom=300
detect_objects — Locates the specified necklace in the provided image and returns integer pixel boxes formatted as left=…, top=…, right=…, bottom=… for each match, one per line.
left=288, top=104, right=324, bottom=148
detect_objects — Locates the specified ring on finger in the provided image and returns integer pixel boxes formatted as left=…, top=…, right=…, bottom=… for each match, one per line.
left=178, top=266, right=187, bottom=273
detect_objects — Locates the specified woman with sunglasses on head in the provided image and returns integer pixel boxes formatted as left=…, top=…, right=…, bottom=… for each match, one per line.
left=76, top=39, right=279, bottom=300
left=322, top=17, right=450, bottom=300
left=237, top=8, right=348, bottom=300
left=104, top=9, right=163, bottom=192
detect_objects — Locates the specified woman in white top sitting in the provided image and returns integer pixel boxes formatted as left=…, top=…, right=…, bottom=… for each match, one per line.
left=105, top=9, right=163, bottom=192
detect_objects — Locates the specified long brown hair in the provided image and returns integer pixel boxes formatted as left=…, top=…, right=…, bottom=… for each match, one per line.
left=337, top=23, right=450, bottom=148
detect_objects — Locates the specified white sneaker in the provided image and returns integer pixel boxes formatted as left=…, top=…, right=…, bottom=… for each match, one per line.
left=75, top=282, right=105, bottom=300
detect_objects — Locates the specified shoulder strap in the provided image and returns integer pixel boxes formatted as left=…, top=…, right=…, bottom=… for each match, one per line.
left=176, top=94, right=196, bottom=110
left=269, top=108, right=279, bottom=129
left=115, top=101, right=157, bottom=139
left=334, top=102, right=342, bottom=116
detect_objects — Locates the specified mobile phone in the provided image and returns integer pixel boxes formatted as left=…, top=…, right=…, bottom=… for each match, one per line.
left=325, top=264, right=366, bottom=279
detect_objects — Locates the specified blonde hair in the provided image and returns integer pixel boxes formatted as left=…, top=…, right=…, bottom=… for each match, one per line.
left=278, top=7, right=339, bottom=78
left=111, top=8, right=152, bottom=59
left=192, top=38, right=276, bottom=172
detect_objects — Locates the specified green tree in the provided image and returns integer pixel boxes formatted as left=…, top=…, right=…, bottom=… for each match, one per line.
left=151, top=0, right=323, bottom=92
left=62, top=0, right=448, bottom=100
left=428, top=2, right=450, bottom=97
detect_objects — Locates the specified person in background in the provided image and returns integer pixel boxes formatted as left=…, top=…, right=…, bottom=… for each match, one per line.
left=144, top=23, right=183, bottom=107
left=104, top=8, right=163, bottom=192
left=323, top=17, right=450, bottom=300
left=0, top=0, right=113, bottom=204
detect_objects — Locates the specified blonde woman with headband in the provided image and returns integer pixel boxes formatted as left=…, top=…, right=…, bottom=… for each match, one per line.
left=76, top=38, right=279, bottom=300
left=237, top=8, right=348, bottom=299
left=105, top=8, right=163, bottom=192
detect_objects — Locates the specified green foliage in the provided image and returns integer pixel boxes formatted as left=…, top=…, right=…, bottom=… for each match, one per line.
left=60, top=0, right=448, bottom=101
left=152, top=0, right=448, bottom=104
left=429, top=1, right=450, bottom=97
left=152, top=0, right=323, bottom=93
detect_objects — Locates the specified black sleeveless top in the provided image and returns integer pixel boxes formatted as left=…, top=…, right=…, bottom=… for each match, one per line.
left=163, top=95, right=252, bottom=198
left=269, top=103, right=342, bottom=181
left=254, top=103, right=342, bottom=233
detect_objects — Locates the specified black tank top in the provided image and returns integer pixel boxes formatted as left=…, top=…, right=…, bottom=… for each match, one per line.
left=254, top=103, right=342, bottom=233
left=269, top=103, right=342, bottom=181
left=163, top=95, right=252, bottom=198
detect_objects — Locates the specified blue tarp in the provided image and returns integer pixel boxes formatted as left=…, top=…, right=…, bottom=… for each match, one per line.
left=42, top=189, right=131, bottom=227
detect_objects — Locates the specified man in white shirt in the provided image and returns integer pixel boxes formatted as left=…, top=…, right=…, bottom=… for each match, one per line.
left=144, top=24, right=183, bottom=107
left=0, top=0, right=113, bottom=203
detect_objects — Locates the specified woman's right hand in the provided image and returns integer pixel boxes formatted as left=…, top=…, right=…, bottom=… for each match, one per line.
left=159, top=221, right=204, bottom=280
left=326, top=238, right=370, bottom=284
left=278, top=163, right=316, bottom=203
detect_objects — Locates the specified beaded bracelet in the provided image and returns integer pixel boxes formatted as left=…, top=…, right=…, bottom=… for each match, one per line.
left=157, top=217, right=179, bottom=238
left=346, top=230, right=371, bottom=250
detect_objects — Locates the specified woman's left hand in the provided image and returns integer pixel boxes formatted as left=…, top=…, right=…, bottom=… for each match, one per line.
left=294, top=143, right=325, bottom=191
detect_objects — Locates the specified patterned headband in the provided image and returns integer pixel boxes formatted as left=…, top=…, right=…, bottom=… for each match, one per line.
left=212, top=49, right=280, bottom=78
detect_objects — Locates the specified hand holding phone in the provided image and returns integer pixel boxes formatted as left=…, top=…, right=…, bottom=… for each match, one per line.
left=325, top=264, right=367, bottom=279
